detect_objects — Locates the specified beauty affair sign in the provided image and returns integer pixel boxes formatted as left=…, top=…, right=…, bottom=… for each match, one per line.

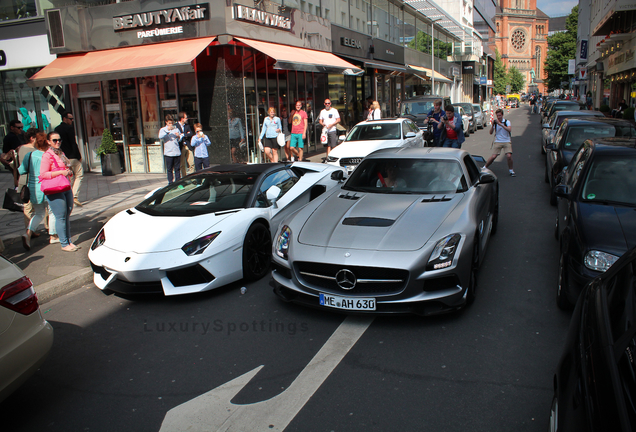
left=232, top=4, right=291, bottom=31
left=113, top=4, right=209, bottom=38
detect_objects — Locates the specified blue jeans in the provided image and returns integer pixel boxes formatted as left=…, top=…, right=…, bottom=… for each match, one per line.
left=442, top=138, right=460, bottom=148
left=194, top=157, right=209, bottom=171
left=165, top=155, right=181, bottom=183
left=46, top=190, right=73, bottom=247
left=433, top=135, right=442, bottom=147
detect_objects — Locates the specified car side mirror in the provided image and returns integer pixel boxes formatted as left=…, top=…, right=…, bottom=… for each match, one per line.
left=546, top=143, right=556, bottom=151
left=542, top=123, right=550, bottom=129
left=478, top=172, right=496, bottom=184
left=266, top=185, right=282, bottom=208
left=331, top=170, right=345, bottom=182
left=554, top=184, right=570, bottom=199
left=405, top=132, right=416, bottom=138
left=338, top=135, right=346, bottom=141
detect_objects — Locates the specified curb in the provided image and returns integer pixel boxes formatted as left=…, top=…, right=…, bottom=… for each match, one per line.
left=36, top=268, right=93, bottom=305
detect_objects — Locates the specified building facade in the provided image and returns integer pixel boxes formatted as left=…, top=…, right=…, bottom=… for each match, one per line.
left=495, top=0, right=549, bottom=94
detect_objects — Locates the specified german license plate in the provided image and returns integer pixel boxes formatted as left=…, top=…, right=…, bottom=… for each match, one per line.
left=319, top=293, right=376, bottom=311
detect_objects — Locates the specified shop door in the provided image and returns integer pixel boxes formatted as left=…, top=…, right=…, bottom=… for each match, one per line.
left=80, top=98, right=105, bottom=170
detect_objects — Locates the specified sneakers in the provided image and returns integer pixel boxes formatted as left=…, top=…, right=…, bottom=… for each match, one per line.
left=509, top=170, right=516, bottom=177
left=50, top=235, right=60, bottom=244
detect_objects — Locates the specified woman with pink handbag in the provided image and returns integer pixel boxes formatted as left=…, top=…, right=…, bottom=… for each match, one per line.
left=39, top=132, right=78, bottom=252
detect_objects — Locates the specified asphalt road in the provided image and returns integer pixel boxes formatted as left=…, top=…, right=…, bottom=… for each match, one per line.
left=0, top=105, right=573, bottom=431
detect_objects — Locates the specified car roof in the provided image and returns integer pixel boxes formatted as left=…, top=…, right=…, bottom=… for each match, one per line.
left=365, top=146, right=467, bottom=161
left=587, top=137, right=636, bottom=150
left=358, top=118, right=408, bottom=124
left=562, top=117, right=636, bottom=127
left=554, top=110, right=602, bottom=117
left=195, top=163, right=283, bottom=176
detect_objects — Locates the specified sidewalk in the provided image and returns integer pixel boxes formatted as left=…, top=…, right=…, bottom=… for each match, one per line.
left=0, top=150, right=327, bottom=304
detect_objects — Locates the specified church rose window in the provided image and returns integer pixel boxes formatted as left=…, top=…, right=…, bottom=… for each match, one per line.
left=511, top=29, right=527, bottom=51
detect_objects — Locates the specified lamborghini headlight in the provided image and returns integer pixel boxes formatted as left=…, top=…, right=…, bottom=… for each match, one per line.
left=275, top=225, right=292, bottom=260
left=182, top=232, right=221, bottom=256
left=584, top=250, right=620, bottom=272
left=91, top=228, right=106, bottom=251
left=427, top=234, right=462, bottom=270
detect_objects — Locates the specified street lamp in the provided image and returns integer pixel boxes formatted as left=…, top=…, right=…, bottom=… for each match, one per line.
left=430, top=17, right=442, bottom=96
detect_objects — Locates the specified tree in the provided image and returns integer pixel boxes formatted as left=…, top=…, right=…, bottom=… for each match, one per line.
left=507, top=66, right=525, bottom=93
left=544, top=5, right=578, bottom=92
left=493, top=49, right=508, bottom=95
left=97, top=129, right=118, bottom=156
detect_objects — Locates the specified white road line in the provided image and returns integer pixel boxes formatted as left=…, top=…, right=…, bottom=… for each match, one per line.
left=159, top=315, right=374, bottom=432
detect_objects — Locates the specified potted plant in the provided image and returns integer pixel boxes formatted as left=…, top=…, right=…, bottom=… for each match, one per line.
left=96, top=129, right=121, bottom=176
left=599, top=105, right=611, bottom=117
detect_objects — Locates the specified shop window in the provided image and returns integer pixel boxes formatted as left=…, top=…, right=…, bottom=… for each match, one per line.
left=178, top=73, right=197, bottom=124
left=0, top=0, right=38, bottom=21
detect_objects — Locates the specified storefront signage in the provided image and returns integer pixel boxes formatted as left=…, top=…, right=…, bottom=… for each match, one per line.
left=105, top=104, right=120, bottom=112
left=113, top=4, right=209, bottom=32
left=451, top=66, right=460, bottom=77
left=371, top=38, right=404, bottom=64
left=580, top=40, right=588, bottom=61
left=232, top=4, right=291, bottom=31
left=341, top=37, right=362, bottom=49
left=161, top=99, right=178, bottom=108
left=462, top=61, right=475, bottom=75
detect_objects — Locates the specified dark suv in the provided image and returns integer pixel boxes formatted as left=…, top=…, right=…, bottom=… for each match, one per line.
left=399, top=96, right=452, bottom=129
left=454, top=103, right=477, bottom=134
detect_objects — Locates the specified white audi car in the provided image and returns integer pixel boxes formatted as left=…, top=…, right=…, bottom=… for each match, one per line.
left=325, top=118, right=424, bottom=173
left=88, top=162, right=345, bottom=296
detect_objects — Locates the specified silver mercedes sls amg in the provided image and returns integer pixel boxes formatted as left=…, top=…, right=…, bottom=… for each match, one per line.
left=271, top=147, right=499, bottom=315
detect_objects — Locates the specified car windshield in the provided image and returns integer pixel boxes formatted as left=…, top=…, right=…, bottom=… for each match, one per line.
left=135, top=173, right=256, bottom=216
left=472, top=105, right=481, bottom=113
left=342, top=158, right=467, bottom=194
left=401, top=100, right=435, bottom=116
left=563, top=125, right=636, bottom=149
left=553, top=103, right=580, bottom=113
left=456, top=104, right=473, bottom=114
left=346, top=123, right=401, bottom=141
left=581, top=156, right=636, bottom=206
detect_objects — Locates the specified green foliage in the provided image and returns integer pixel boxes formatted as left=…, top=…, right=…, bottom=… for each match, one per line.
left=599, top=104, right=610, bottom=113
left=545, top=5, right=578, bottom=92
left=407, top=32, right=453, bottom=59
left=623, top=107, right=635, bottom=120
left=97, top=129, right=118, bottom=155
left=493, top=49, right=508, bottom=95
left=507, top=66, right=525, bottom=93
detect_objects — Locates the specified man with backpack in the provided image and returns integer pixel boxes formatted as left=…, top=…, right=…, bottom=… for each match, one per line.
left=485, top=109, right=515, bottom=177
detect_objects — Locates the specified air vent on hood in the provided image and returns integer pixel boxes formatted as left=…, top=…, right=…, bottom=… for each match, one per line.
left=342, top=217, right=394, bottom=227
left=126, top=209, right=135, bottom=215
left=338, top=193, right=361, bottom=200
left=421, top=196, right=453, bottom=202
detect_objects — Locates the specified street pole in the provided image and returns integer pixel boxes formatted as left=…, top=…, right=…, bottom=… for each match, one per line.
left=431, top=18, right=441, bottom=96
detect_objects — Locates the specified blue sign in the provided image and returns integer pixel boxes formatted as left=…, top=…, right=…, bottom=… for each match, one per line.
left=480, top=76, right=487, bottom=85
left=580, top=40, right=588, bottom=61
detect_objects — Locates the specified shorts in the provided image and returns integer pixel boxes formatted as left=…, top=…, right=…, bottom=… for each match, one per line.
left=290, top=134, right=304, bottom=148
left=230, top=138, right=242, bottom=149
left=326, top=131, right=338, bottom=148
left=262, top=137, right=277, bottom=149
left=492, top=142, right=512, bottom=155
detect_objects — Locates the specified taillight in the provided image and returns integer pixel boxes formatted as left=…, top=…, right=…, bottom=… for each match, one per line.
left=0, top=276, right=39, bottom=315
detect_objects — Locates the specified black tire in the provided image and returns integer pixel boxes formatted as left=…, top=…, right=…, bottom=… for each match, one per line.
left=466, top=239, right=479, bottom=306
left=242, top=222, right=271, bottom=281
left=491, top=190, right=499, bottom=236
left=557, top=252, right=572, bottom=310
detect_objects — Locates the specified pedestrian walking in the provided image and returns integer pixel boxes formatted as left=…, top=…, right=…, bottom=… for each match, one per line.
left=228, top=107, right=246, bottom=163
left=318, top=99, right=340, bottom=157
left=39, top=132, right=78, bottom=252
left=159, top=114, right=182, bottom=184
left=280, top=106, right=292, bottom=161
left=424, top=99, right=444, bottom=147
left=258, top=107, right=282, bottom=163
left=485, top=109, right=515, bottom=177
left=290, top=100, right=308, bottom=162
left=18, top=128, right=39, bottom=231
left=176, top=112, right=194, bottom=177
left=18, top=132, right=49, bottom=250
left=54, top=111, right=84, bottom=207
left=368, top=101, right=381, bottom=120
left=190, top=123, right=210, bottom=171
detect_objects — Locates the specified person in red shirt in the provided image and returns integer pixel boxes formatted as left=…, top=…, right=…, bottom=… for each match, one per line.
left=438, top=105, right=465, bottom=148
left=289, top=101, right=308, bottom=161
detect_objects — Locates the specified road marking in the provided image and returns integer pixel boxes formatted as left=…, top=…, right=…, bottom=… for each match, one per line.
left=159, top=315, right=374, bottom=432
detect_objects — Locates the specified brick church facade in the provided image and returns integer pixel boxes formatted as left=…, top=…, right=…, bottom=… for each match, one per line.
left=495, top=0, right=549, bottom=94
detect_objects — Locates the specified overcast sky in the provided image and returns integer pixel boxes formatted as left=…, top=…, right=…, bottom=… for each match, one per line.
left=535, top=0, right=578, bottom=17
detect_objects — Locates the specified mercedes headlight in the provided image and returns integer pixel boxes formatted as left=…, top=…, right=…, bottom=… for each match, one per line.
left=182, top=232, right=221, bottom=256
left=584, top=250, right=619, bottom=272
left=427, top=234, right=461, bottom=270
left=275, top=225, right=292, bottom=260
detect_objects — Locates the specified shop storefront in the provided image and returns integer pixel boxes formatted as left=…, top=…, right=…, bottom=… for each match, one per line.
left=0, top=21, right=59, bottom=142
left=29, top=1, right=361, bottom=171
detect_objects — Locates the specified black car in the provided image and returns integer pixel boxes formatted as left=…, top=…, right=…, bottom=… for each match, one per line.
left=400, top=95, right=452, bottom=129
left=454, top=103, right=476, bottom=134
left=549, top=245, right=636, bottom=432
left=554, top=137, right=636, bottom=309
left=545, top=118, right=636, bottom=205
left=543, top=100, right=581, bottom=124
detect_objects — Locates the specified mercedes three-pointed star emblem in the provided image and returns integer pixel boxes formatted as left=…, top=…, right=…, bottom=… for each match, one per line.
left=335, top=269, right=357, bottom=290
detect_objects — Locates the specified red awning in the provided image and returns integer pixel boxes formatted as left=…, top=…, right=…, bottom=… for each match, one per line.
left=28, top=37, right=216, bottom=87
left=234, top=37, right=363, bottom=75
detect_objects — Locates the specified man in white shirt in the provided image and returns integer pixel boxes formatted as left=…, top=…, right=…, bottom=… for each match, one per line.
left=318, top=99, right=340, bottom=157
left=485, top=109, right=515, bottom=176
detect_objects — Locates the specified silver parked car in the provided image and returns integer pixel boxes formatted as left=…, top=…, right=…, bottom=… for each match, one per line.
left=271, top=147, right=499, bottom=315
left=472, top=104, right=487, bottom=129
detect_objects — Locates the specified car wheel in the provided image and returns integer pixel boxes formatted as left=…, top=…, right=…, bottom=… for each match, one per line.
left=491, top=189, right=499, bottom=236
left=466, top=239, right=479, bottom=305
left=242, top=222, right=272, bottom=281
left=464, top=126, right=470, bottom=137
left=557, top=252, right=572, bottom=310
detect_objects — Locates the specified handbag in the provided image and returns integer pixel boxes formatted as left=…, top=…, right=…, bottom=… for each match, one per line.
left=276, top=132, right=286, bottom=147
left=320, top=127, right=328, bottom=145
left=3, top=188, right=24, bottom=212
left=39, top=155, right=71, bottom=195
left=20, top=152, right=32, bottom=203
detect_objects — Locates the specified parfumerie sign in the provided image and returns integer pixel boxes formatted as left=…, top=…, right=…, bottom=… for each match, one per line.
left=232, top=4, right=291, bottom=30
left=113, top=4, right=209, bottom=38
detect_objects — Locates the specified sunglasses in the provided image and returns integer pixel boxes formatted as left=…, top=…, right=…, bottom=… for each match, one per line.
left=51, top=139, right=62, bottom=143
left=324, top=102, right=331, bottom=105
